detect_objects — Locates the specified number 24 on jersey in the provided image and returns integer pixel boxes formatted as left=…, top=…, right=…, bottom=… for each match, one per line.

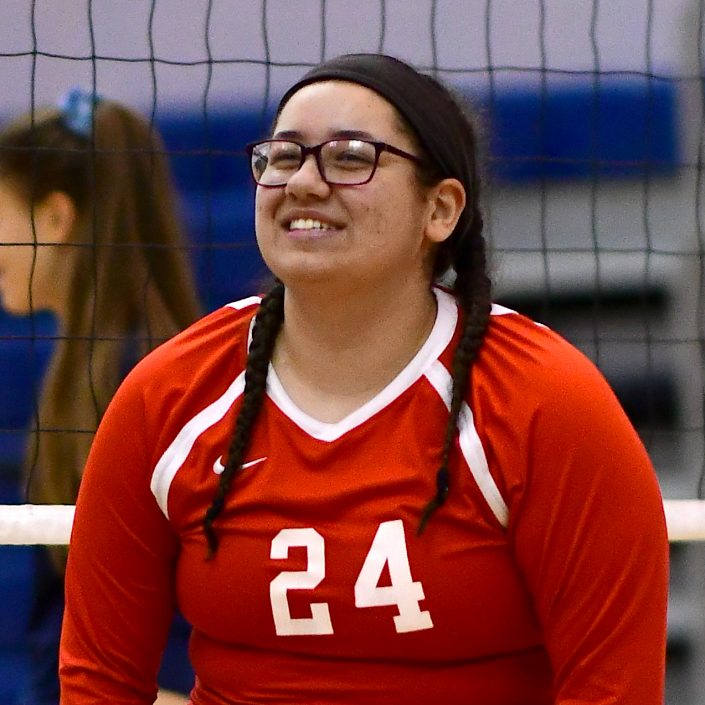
left=269, top=519, right=434, bottom=636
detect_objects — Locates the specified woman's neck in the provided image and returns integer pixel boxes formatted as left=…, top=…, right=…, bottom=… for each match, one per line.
left=271, top=278, right=438, bottom=423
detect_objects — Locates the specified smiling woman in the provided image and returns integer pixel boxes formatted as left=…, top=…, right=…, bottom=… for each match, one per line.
left=60, top=55, right=669, bottom=705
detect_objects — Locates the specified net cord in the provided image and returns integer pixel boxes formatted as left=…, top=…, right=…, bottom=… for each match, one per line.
left=0, top=500, right=701, bottom=545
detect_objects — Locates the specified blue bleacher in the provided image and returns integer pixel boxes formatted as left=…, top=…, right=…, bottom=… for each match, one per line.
left=0, top=478, right=31, bottom=704
left=487, top=77, right=678, bottom=182
left=0, top=78, right=679, bottom=702
left=182, top=189, right=267, bottom=311
left=0, top=312, right=54, bottom=703
left=160, top=78, right=679, bottom=312
left=0, top=312, right=56, bottom=469
left=151, top=108, right=272, bottom=312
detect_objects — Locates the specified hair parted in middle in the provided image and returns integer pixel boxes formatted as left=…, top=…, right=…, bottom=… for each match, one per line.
left=204, top=53, right=491, bottom=556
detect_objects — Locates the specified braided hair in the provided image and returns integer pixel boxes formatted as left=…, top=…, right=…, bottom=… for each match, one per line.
left=414, top=75, right=492, bottom=532
left=203, top=280, right=285, bottom=556
left=418, top=213, right=491, bottom=533
left=203, top=55, right=492, bottom=553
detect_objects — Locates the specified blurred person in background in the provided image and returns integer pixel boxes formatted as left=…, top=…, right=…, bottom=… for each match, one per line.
left=0, top=88, right=200, bottom=705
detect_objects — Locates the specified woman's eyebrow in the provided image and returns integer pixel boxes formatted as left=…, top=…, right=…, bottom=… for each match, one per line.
left=271, top=129, right=303, bottom=140
left=330, top=129, right=375, bottom=140
left=271, top=128, right=376, bottom=141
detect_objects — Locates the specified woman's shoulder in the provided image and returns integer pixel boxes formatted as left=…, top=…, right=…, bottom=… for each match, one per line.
left=127, top=294, right=262, bottom=388
left=476, top=304, right=618, bottom=409
left=86, top=296, right=263, bottom=485
left=470, top=305, right=647, bottom=506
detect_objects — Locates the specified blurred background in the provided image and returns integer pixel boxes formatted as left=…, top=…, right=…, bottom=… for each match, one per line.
left=0, top=1, right=703, bottom=703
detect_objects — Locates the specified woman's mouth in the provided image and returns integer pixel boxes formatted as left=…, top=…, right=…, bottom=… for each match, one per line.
left=285, top=218, right=342, bottom=241
left=288, top=218, right=338, bottom=232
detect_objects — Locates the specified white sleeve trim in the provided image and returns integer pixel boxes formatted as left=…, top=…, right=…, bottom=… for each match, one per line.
left=264, top=288, right=458, bottom=442
left=491, top=303, right=515, bottom=316
left=150, top=371, right=246, bottom=518
left=458, top=403, right=509, bottom=527
left=226, top=295, right=262, bottom=310
left=424, top=360, right=509, bottom=529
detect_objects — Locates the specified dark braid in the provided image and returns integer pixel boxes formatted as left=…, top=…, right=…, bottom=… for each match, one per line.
left=417, top=82, right=493, bottom=532
left=418, top=219, right=492, bottom=533
left=204, top=280, right=285, bottom=557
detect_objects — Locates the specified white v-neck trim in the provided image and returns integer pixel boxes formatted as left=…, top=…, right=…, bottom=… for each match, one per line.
left=265, top=288, right=458, bottom=442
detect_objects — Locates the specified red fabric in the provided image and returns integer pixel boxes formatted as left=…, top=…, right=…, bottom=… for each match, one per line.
left=60, top=294, right=668, bottom=704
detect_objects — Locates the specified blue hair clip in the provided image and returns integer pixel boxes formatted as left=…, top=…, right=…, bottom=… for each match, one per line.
left=57, top=87, right=101, bottom=138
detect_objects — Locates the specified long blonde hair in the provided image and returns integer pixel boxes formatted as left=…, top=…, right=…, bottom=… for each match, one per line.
left=0, top=98, right=202, bottom=562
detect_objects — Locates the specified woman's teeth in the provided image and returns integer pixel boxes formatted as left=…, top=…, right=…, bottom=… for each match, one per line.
left=289, top=218, right=335, bottom=231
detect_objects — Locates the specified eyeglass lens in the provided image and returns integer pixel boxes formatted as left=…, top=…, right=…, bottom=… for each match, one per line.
left=251, top=140, right=378, bottom=186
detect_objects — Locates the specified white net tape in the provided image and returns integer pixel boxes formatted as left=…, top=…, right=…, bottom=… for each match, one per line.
left=0, top=500, right=703, bottom=544
left=664, top=500, right=705, bottom=542
left=0, top=505, right=74, bottom=545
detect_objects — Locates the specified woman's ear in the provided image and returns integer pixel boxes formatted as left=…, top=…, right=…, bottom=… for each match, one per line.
left=424, top=178, right=466, bottom=244
left=36, top=191, right=77, bottom=244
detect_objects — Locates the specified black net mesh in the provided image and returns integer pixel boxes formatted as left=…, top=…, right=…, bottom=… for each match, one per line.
left=2, top=0, right=700, bottom=496
left=0, top=1, right=703, bottom=702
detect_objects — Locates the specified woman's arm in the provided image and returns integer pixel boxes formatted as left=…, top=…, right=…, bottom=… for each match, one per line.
left=60, top=369, right=182, bottom=704
left=508, top=358, right=669, bottom=704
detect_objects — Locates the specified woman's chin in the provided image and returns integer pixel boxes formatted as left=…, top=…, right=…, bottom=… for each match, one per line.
left=265, top=254, right=348, bottom=288
left=0, top=289, right=45, bottom=318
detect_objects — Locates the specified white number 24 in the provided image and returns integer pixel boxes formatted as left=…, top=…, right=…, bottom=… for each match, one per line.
left=269, top=519, right=433, bottom=636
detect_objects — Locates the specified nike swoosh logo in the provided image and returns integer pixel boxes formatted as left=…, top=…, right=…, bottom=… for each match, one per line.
left=212, top=455, right=267, bottom=475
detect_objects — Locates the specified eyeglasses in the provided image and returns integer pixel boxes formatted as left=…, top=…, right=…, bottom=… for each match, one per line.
left=246, top=138, right=423, bottom=187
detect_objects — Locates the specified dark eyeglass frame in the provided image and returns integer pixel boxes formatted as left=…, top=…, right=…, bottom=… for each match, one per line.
left=245, top=138, right=424, bottom=187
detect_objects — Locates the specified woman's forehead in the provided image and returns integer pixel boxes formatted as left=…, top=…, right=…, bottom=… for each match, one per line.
left=274, top=80, right=403, bottom=137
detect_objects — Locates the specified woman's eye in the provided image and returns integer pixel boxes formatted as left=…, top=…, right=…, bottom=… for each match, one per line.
left=340, top=151, right=371, bottom=163
left=269, top=149, right=300, bottom=167
left=332, top=148, right=374, bottom=168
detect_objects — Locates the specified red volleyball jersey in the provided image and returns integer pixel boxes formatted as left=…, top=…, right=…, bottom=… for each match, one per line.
left=60, top=289, right=668, bottom=705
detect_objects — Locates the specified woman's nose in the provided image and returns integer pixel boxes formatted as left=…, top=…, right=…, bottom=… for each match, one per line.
left=284, top=154, right=330, bottom=198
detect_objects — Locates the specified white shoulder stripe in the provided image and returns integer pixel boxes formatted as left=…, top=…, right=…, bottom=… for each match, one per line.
left=491, top=303, right=515, bottom=316
left=150, top=371, right=246, bottom=518
left=424, top=359, right=452, bottom=409
left=491, top=301, right=547, bottom=328
left=424, top=360, right=508, bottom=528
left=226, top=295, right=262, bottom=310
left=458, top=403, right=509, bottom=527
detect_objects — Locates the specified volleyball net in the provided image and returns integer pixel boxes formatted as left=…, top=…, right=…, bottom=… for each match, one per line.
left=0, top=0, right=702, bottom=538
left=0, top=500, right=702, bottom=545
